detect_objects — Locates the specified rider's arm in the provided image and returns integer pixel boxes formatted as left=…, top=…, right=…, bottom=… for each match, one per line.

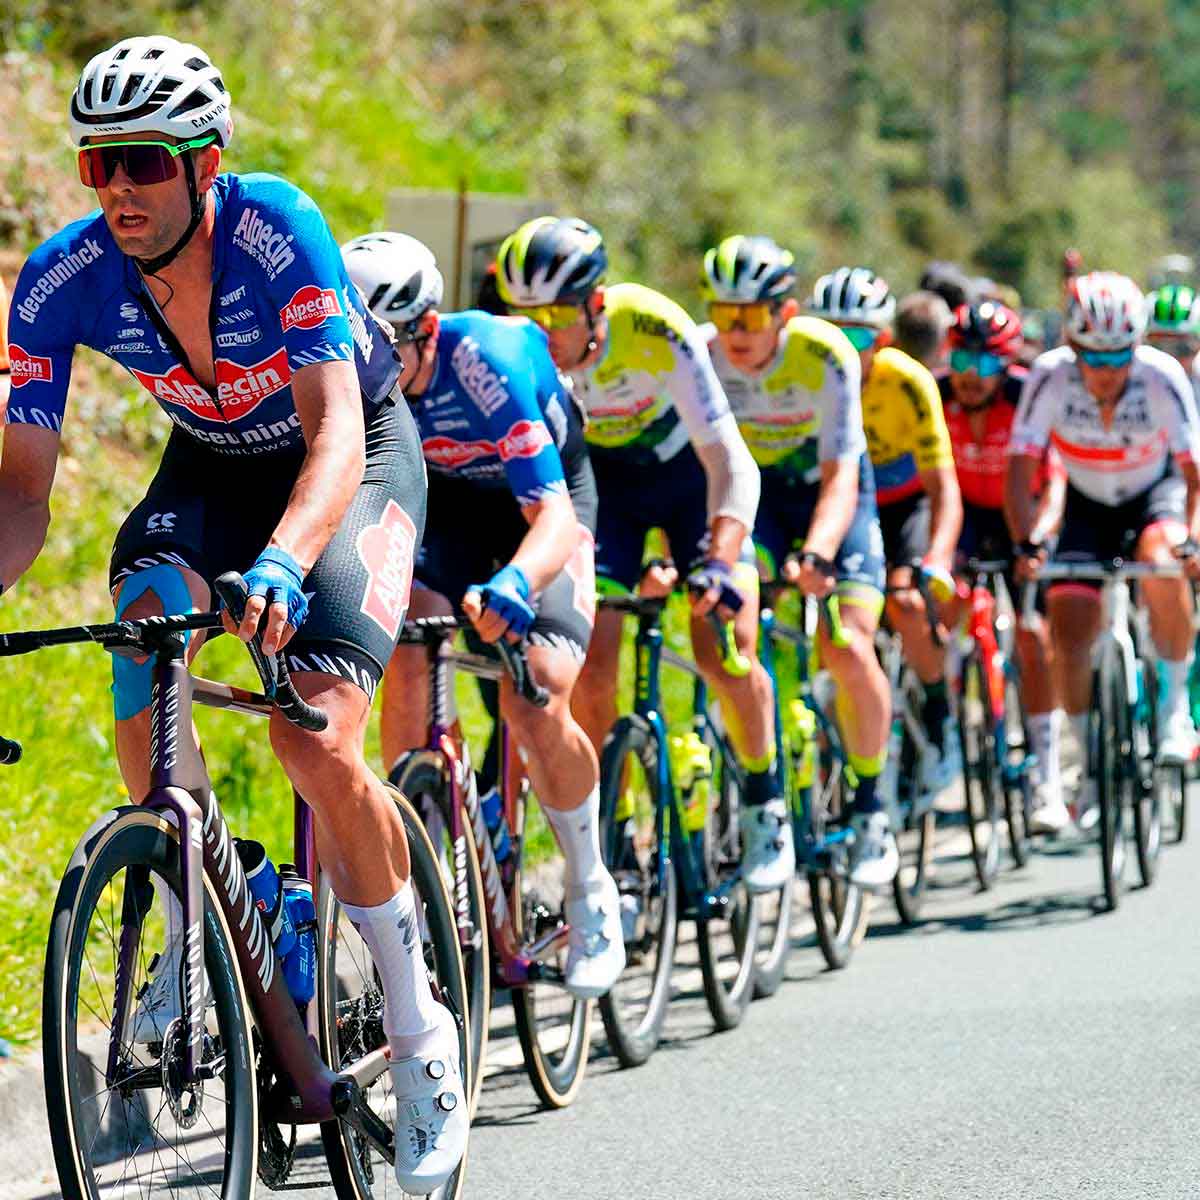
left=908, top=361, right=961, bottom=571
left=1004, top=455, right=1043, bottom=542
left=0, top=425, right=58, bottom=590
left=920, top=464, right=962, bottom=571
left=512, top=493, right=580, bottom=591
left=1005, top=353, right=1057, bottom=544
left=1031, top=449, right=1067, bottom=543
left=1154, top=351, right=1200, bottom=542
left=804, top=458, right=859, bottom=560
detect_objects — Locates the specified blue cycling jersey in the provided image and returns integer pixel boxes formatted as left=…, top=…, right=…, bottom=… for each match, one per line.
left=410, top=311, right=573, bottom=508
left=6, top=173, right=400, bottom=457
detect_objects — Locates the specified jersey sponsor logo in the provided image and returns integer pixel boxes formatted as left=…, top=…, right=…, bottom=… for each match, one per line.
left=119, top=302, right=140, bottom=322
left=218, top=307, right=256, bottom=327
left=498, top=418, right=552, bottom=461
left=343, top=287, right=376, bottom=364
left=129, top=346, right=290, bottom=422
left=117, top=326, right=145, bottom=339
left=231, top=207, right=297, bottom=280
left=215, top=326, right=263, bottom=348
left=9, top=344, right=53, bottom=388
left=450, top=336, right=509, bottom=417
left=219, top=284, right=247, bottom=306
left=356, top=499, right=417, bottom=641
left=15, top=237, right=105, bottom=324
left=104, top=341, right=154, bottom=355
left=421, top=435, right=497, bottom=470
left=146, top=511, right=177, bottom=534
left=280, top=285, right=342, bottom=333
left=167, top=408, right=303, bottom=454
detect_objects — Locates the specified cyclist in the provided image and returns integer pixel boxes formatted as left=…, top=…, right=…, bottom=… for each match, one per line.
left=809, top=267, right=964, bottom=791
left=1009, top=271, right=1200, bottom=823
left=1144, top=283, right=1200, bottom=386
left=940, top=302, right=1068, bottom=831
left=494, top=217, right=793, bottom=893
left=341, top=231, right=625, bottom=998
left=700, top=235, right=896, bottom=885
left=1, top=39, right=463, bottom=1190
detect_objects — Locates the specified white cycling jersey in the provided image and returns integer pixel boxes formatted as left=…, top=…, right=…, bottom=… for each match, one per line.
left=1009, top=343, right=1200, bottom=505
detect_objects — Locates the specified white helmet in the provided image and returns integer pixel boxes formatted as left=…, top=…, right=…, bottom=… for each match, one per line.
left=1064, top=271, right=1146, bottom=351
left=808, top=266, right=896, bottom=329
left=341, top=232, right=444, bottom=327
left=69, top=36, right=233, bottom=148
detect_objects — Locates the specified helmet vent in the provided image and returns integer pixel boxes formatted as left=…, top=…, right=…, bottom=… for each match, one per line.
left=170, top=88, right=210, bottom=118
left=185, top=57, right=208, bottom=71
left=118, top=75, right=142, bottom=107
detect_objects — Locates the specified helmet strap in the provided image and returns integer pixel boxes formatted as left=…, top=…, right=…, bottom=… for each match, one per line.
left=575, top=301, right=601, bottom=368
left=135, top=152, right=206, bottom=277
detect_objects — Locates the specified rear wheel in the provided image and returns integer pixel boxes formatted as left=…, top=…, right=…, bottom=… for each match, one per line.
left=892, top=718, right=935, bottom=925
left=1133, top=658, right=1164, bottom=887
left=1094, top=653, right=1131, bottom=913
left=597, top=717, right=678, bottom=1068
left=959, top=651, right=1004, bottom=889
left=1001, top=670, right=1033, bottom=867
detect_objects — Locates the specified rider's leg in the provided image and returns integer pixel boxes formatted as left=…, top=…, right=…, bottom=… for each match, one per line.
left=1046, top=585, right=1102, bottom=771
left=573, top=606, right=624, bottom=755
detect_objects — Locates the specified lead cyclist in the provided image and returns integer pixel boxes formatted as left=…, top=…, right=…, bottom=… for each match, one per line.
left=1, top=37, right=464, bottom=1191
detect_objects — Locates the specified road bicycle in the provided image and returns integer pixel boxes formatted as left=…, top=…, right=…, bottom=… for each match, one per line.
left=759, top=586, right=870, bottom=973
left=1025, top=560, right=1180, bottom=911
left=387, top=615, right=593, bottom=1111
left=956, top=557, right=1036, bottom=887
left=594, top=594, right=763, bottom=1068
left=29, top=574, right=468, bottom=1199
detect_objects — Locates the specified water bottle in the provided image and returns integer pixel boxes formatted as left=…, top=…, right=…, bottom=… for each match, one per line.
left=235, top=839, right=296, bottom=959
left=668, top=731, right=712, bottom=833
left=479, top=785, right=512, bottom=865
left=279, top=867, right=317, bottom=1008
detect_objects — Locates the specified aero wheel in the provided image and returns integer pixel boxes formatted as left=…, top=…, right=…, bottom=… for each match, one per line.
left=751, top=872, right=793, bottom=1000
left=1000, top=669, right=1033, bottom=867
left=597, top=716, right=678, bottom=1068
left=1133, top=659, right=1165, bottom=887
left=1094, top=653, right=1131, bottom=912
left=808, top=752, right=870, bottom=971
left=43, top=807, right=257, bottom=1200
left=959, top=650, right=1004, bottom=889
left=319, top=785, right=470, bottom=1200
left=892, top=722, right=935, bottom=925
left=695, top=724, right=760, bottom=1031
left=390, top=753, right=490, bottom=1116
left=510, top=787, right=593, bottom=1109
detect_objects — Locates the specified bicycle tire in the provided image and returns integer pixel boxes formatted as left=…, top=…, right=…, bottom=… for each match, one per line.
left=1094, top=650, right=1130, bottom=912
left=390, top=753, right=490, bottom=1116
left=1133, top=658, right=1164, bottom=887
left=43, top=807, right=258, bottom=1200
left=751, top=874, right=793, bottom=1000
left=597, top=716, right=678, bottom=1068
left=510, top=788, right=593, bottom=1109
left=892, top=717, right=935, bottom=926
left=807, top=756, right=870, bottom=971
left=319, top=784, right=470, bottom=1200
left=695, top=723, right=760, bottom=1031
left=1001, top=670, right=1033, bottom=868
left=959, top=650, right=1004, bottom=889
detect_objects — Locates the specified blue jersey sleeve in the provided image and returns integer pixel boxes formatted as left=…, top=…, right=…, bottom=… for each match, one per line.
left=4, top=219, right=102, bottom=433
left=450, top=315, right=569, bottom=507
left=231, top=175, right=398, bottom=400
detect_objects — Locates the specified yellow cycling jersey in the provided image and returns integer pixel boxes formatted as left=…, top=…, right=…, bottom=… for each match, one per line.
left=861, top=346, right=953, bottom=505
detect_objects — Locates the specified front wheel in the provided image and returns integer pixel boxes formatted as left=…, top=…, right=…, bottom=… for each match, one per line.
left=318, top=785, right=471, bottom=1200
left=1133, top=658, right=1165, bottom=887
left=959, top=650, right=1004, bottom=889
left=43, top=808, right=258, bottom=1200
left=891, top=718, right=935, bottom=925
left=1094, top=654, right=1131, bottom=913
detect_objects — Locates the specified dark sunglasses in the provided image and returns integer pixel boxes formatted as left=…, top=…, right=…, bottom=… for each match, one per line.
left=77, top=135, right=216, bottom=189
left=949, top=348, right=1006, bottom=378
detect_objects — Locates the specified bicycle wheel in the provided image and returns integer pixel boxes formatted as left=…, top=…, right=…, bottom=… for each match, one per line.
left=892, top=720, right=935, bottom=925
left=807, top=751, right=870, bottom=971
left=390, top=753, right=490, bottom=1116
left=1094, top=652, right=1131, bottom=912
left=959, top=649, right=1004, bottom=889
left=510, top=787, right=593, bottom=1108
left=319, top=785, right=470, bottom=1200
left=751, top=873, right=793, bottom=1000
left=1133, top=658, right=1165, bottom=887
left=695, top=723, right=760, bottom=1031
left=597, top=716, right=678, bottom=1068
left=43, top=807, right=257, bottom=1200
left=1000, top=668, right=1033, bottom=867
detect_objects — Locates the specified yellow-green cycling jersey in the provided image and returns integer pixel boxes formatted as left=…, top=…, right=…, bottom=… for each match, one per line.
left=861, top=346, right=954, bottom=506
left=705, top=315, right=867, bottom=487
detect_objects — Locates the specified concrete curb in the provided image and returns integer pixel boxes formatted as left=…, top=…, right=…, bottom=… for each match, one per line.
left=0, top=1047, right=56, bottom=1199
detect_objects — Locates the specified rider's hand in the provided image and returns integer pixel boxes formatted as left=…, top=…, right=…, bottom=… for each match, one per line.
left=783, top=549, right=835, bottom=598
left=1014, top=539, right=1047, bottom=583
left=686, top=559, right=743, bottom=619
left=227, top=547, right=309, bottom=656
left=638, top=558, right=678, bottom=599
left=1173, top=537, right=1200, bottom=581
left=464, top=564, right=534, bottom=644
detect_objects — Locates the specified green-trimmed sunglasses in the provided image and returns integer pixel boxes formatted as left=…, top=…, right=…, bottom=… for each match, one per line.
left=77, top=135, right=217, bottom=189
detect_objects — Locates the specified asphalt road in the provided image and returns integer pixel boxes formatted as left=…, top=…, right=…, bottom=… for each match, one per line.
left=7, top=796, right=1200, bottom=1200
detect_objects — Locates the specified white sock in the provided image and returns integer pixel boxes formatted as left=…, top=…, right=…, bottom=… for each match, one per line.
left=342, top=884, right=445, bottom=1059
left=542, top=787, right=605, bottom=898
left=1068, top=712, right=1089, bottom=760
left=1162, top=656, right=1192, bottom=719
left=1028, top=709, right=1063, bottom=796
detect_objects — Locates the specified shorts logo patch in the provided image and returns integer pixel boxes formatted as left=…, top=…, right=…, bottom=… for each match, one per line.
left=130, top=347, right=290, bottom=422
left=356, top=499, right=417, bottom=641
left=9, top=345, right=53, bottom=388
left=498, top=418, right=552, bottom=461
left=280, top=285, right=342, bottom=333
left=421, top=436, right=497, bottom=470
left=564, top=527, right=597, bottom=624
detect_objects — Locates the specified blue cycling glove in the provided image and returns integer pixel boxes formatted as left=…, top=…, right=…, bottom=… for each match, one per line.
left=686, top=558, right=744, bottom=614
left=472, top=564, right=536, bottom=637
left=243, top=547, right=310, bottom=631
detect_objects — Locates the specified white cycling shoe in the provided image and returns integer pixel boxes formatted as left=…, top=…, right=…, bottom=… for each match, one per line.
left=390, top=1003, right=468, bottom=1195
left=1157, top=710, right=1199, bottom=766
left=849, top=811, right=899, bottom=889
left=563, top=873, right=626, bottom=999
left=740, top=798, right=795, bottom=894
left=131, top=937, right=210, bottom=1045
left=922, top=719, right=962, bottom=795
left=1028, top=782, right=1071, bottom=835
left=1073, top=778, right=1100, bottom=833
